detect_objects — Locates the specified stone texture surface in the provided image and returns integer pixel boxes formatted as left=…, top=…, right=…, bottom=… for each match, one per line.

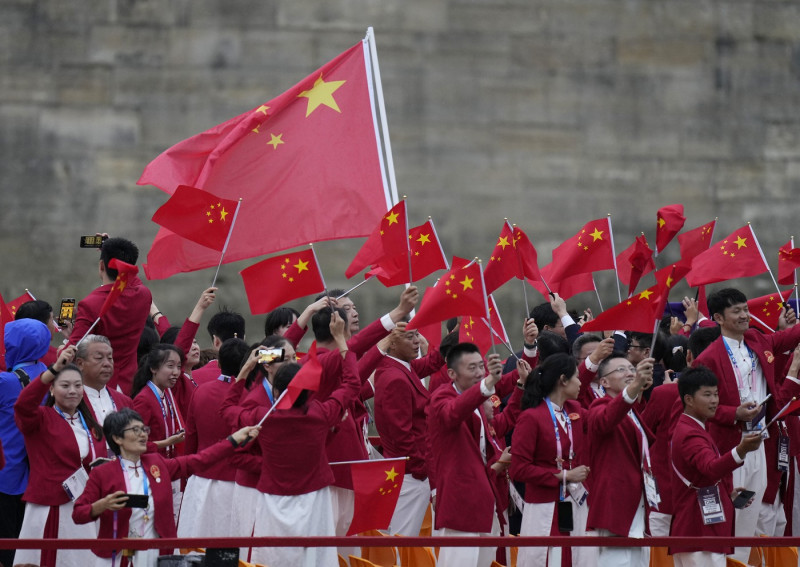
left=2, top=0, right=800, bottom=344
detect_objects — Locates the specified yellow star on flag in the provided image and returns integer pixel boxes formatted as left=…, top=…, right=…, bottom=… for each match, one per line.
left=639, top=289, right=654, bottom=300
left=267, top=133, right=284, bottom=150
left=385, top=210, right=399, bottom=225
left=498, top=236, right=510, bottom=249
left=298, top=75, right=346, bottom=117
left=459, top=276, right=474, bottom=291
left=219, top=208, right=229, bottom=222
left=590, top=228, right=604, bottom=242
left=294, top=259, right=309, bottom=273
left=385, top=467, right=399, bottom=482
left=116, top=279, right=127, bottom=292
left=256, top=105, right=270, bottom=115
left=416, top=233, right=431, bottom=245
left=658, top=218, right=666, bottom=228
left=734, top=236, right=747, bottom=249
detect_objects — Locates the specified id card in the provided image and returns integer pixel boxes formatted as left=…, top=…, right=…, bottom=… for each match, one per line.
left=747, top=404, right=767, bottom=431
left=567, top=481, right=588, bottom=506
left=778, top=435, right=791, bottom=472
left=644, top=470, right=661, bottom=509
left=696, top=485, right=726, bottom=525
left=62, top=467, right=89, bottom=501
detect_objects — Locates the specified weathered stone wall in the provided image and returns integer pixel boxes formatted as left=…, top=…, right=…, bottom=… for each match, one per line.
left=2, top=0, right=799, bottom=343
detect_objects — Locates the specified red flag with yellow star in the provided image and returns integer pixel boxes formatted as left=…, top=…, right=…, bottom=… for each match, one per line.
left=778, top=240, right=800, bottom=286
left=459, top=296, right=509, bottom=356
left=138, top=40, right=391, bottom=279
left=98, top=260, right=139, bottom=318
left=365, top=218, right=448, bottom=286
left=274, top=341, right=322, bottom=409
left=686, top=224, right=769, bottom=287
left=547, top=218, right=615, bottom=284
left=655, top=204, right=686, bottom=254
left=616, top=235, right=655, bottom=296
left=6, top=291, right=36, bottom=319
left=580, top=275, right=670, bottom=334
left=407, top=259, right=488, bottom=331
left=151, top=185, right=239, bottom=251
left=240, top=248, right=326, bottom=315
left=677, top=219, right=716, bottom=266
left=747, top=290, right=793, bottom=334
left=345, top=458, right=406, bottom=535
left=346, top=201, right=408, bottom=279
left=483, top=222, right=542, bottom=294
left=530, top=263, right=595, bottom=301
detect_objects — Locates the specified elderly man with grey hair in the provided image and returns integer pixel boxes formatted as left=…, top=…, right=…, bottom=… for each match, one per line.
left=75, top=334, right=133, bottom=425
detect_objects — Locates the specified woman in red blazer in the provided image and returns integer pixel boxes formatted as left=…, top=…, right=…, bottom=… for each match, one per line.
left=510, top=353, right=590, bottom=567
left=14, top=346, right=107, bottom=567
left=73, top=406, right=258, bottom=566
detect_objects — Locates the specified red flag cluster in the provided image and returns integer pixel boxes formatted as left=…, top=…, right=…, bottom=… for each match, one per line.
left=365, top=219, right=448, bottom=287
left=407, top=259, right=488, bottom=331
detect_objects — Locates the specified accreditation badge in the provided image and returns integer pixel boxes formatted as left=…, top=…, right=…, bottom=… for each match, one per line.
left=696, top=485, right=726, bottom=525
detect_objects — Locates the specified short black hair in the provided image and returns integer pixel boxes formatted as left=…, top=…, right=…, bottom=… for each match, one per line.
left=707, top=288, right=748, bottom=319
left=530, top=302, right=559, bottom=332
left=100, top=237, right=139, bottom=279
left=571, top=333, right=601, bottom=359
left=597, top=350, right=630, bottom=379
left=678, top=365, right=718, bottom=406
left=687, top=326, right=722, bottom=359
left=14, top=300, right=52, bottom=325
left=159, top=326, right=181, bottom=345
left=445, top=342, right=481, bottom=371
left=207, top=307, right=246, bottom=343
left=311, top=307, right=348, bottom=342
left=273, top=362, right=307, bottom=407
left=537, top=330, right=570, bottom=361
left=264, top=307, right=300, bottom=338
left=104, top=407, right=144, bottom=456
left=218, top=338, right=250, bottom=376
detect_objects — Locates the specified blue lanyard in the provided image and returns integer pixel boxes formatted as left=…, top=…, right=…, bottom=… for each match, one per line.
left=723, top=339, right=755, bottom=393
left=545, top=398, right=573, bottom=501
left=263, top=379, right=275, bottom=405
left=118, top=457, right=149, bottom=497
left=54, top=406, right=96, bottom=462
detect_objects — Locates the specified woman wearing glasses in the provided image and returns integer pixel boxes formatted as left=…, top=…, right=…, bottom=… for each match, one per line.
left=72, top=406, right=258, bottom=566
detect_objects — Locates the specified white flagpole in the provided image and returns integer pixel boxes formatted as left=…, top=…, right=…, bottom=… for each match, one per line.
left=607, top=213, right=622, bottom=303
left=210, top=198, right=242, bottom=289
left=362, top=32, right=392, bottom=210
left=428, top=216, right=450, bottom=270
left=309, top=243, right=327, bottom=291
left=749, top=223, right=782, bottom=295
left=792, top=237, right=799, bottom=318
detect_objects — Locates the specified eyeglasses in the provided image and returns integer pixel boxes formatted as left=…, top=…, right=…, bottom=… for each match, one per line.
left=627, top=344, right=647, bottom=351
left=601, top=365, right=636, bottom=378
left=122, top=426, right=151, bottom=436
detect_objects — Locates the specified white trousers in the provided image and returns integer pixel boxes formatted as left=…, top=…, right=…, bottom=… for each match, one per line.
left=437, top=512, right=500, bottom=567
left=757, top=487, right=786, bottom=537
left=517, top=499, right=592, bottom=567
left=595, top=493, right=649, bottom=567
left=673, top=551, right=726, bottom=567
left=330, top=486, right=358, bottom=563
left=731, top=441, right=767, bottom=563
left=388, top=474, right=430, bottom=536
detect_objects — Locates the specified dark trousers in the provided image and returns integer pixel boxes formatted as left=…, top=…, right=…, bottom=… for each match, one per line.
left=0, top=492, right=25, bottom=567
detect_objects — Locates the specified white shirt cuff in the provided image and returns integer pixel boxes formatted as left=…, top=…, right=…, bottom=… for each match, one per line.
left=622, top=387, right=637, bottom=404
left=561, top=314, right=576, bottom=328
left=584, top=357, right=599, bottom=373
left=480, top=378, right=495, bottom=397
left=697, top=315, right=708, bottom=324
left=731, top=447, right=744, bottom=464
left=786, top=376, right=800, bottom=386
left=523, top=346, right=538, bottom=358
left=380, top=313, right=395, bottom=331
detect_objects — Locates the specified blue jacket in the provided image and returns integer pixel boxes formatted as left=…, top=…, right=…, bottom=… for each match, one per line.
left=0, top=319, right=50, bottom=495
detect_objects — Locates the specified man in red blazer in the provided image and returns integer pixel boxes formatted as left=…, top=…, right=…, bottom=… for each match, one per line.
left=670, top=365, right=762, bottom=566
left=68, top=237, right=152, bottom=395
left=191, top=308, right=246, bottom=385
left=586, top=352, right=655, bottom=567
left=694, top=288, right=800, bottom=562
left=374, top=322, right=445, bottom=537
left=427, top=342, right=507, bottom=567
left=76, top=334, right=133, bottom=426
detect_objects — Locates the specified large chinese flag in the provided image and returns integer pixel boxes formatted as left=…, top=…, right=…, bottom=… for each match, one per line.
left=151, top=185, right=239, bottom=251
left=655, top=204, right=686, bottom=254
left=138, top=40, right=391, bottom=279
left=747, top=290, right=793, bottom=334
left=366, top=219, right=448, bottom=286
left=616, top=235, right=655, bottom=296
left=346, top=458, right=406, bottom=535
left=407, top=260, right=488, bottom=331
left=547, top=218, right=615, bottom=284
left=686, top=225, right=769, bottom=287
left=345, top=201, right=408, bottom=278
left=778, top=240, right=800, bottom=286
left=98, top=260, right=139, bottom=318
left=678, top=219, right=716, bottom=265
left=240, top=249, right=326, bottom=315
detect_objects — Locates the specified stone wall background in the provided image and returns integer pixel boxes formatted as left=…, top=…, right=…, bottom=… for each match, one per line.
left=2, top=0, right=800, bottom=346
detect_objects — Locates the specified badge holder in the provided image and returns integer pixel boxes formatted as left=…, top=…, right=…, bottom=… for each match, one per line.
left=62, top=467, right=89, bottom=501
left=644, top=470, right=661, bottom=509
left=696, top=485, right=726, bottom=525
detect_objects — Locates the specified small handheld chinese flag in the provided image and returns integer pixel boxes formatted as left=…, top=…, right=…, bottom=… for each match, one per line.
left=151, top=185, right=240, bottom=251
left=616, top=235, right=655, bottom=296
left=655, top=204, right=686, bottom=254
left=346, top=458, right=406, bottom=535
left=366, top=219, right=448, bottom=286
left=274, top=342, right=322, bottom=410
left=547, top=218, right=615, bottom=285
left=678, top=219, right=716, bottom=265
left=240, top=248, right=326, bottom=315
left=346, top=201, right=409, bottom=279
left=580, top=283, right=666, bottom=334
left=407, top=259, right=488, bottom=331
left=686, top=224, right=769, bottom=287
left=747, top=290, right=793, bottom=334
left=7, top=291, right=36, bottom=318
left=99, top=260, right=139, bottom=318
left=778, top=240, right=800, bottom=286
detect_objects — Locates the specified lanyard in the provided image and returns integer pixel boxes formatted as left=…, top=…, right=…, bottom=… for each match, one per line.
left=146, top=382, right=182, bottom=455
left=54, top=406, right=96, bottom=462
left=723, top=339, right=756, bottom=393
left=670, top=439, right=720, bottom=489
left=263, top=379, right=275, bottom=405
left=545, top=398, right=573, bottom=501
left=118, top=458, right=150, bottom=538
left=184, top=372, right=198, bottom=389
left=628, top=410, right=652, bottom=471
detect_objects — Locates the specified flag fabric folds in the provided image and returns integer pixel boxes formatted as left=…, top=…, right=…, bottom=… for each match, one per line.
left=346, top=458, right=406, bottom=535
left=580, top=270, right=672, bottom=334
left=747, top=290, right=793, bottom=334
left=678, top=219, right=716, bottom=266
left=346, top=201, right=408, bottom=279
left=364, top=218, right=448, bottom=287
left=686, top=224, right=769, bottom=287
left=655, top=204, right=686, bottom=254
left=616, top=235, right=655, bottom=297
left=530, top=264, right=595, bottom=301
left=151, top=185, right=239, bottom=251
left=547, top=218, right=615, bottom=285
left=459, top=296, right=509, bottom=356
left=98, top=260, right=139, bottom=319
left=778, top=240, right=800, bottom=286
left=240, top=248, right=326, bottom=315
left=407, top=260, right=488, bottom=331
left=274, top=342, right=323, bottom=410
left=7, top=291, right=36, bottom=318
left=483, top=223, right=541, bottom=294
left=138, top=40, right=391, bottom=279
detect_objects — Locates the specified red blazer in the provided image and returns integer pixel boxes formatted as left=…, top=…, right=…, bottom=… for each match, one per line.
left=696, top=326, right=800, bottom=454
left=133, top=385, right=184, bottom=458
left=253, top=351, right=360, bottom=496
left=577, top=362, right=602, bottom=410
left=14, top=377, right=107, bottom=505
left=68, top=276, right=152, bottom=396
left=427, top=381, right=496, bottom=533
left=486, top=387, right=522, bottom=518
left=586, top=394, right=654, bottom=536
left=72, top=440, right=239, bottom=558
left=669, top=414, right=740, bottom=554
left=641, top=382, right=680, bottom=515
left=218, top=378, right=268, bottom=489
left=185, top=378, right=239, bottom=481
left=374, top=352, right=445, bottom=479
left=191, top=359, right=220, bottom=386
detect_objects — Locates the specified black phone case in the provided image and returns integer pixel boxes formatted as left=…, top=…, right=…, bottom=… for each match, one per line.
left=557, top=500, right=574, bottom=532
left=124, top=493, right=149, bottom=508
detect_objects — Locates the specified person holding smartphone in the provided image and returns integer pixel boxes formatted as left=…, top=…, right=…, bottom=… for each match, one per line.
left=73, top=407, right=258, bottom=566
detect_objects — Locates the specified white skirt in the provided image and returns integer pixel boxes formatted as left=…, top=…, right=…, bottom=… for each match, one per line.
left=177, top=476, right=237, bottom=537
left=251, top=486, right=337, bottom=567
left=16, top=501, right=98, bottom=567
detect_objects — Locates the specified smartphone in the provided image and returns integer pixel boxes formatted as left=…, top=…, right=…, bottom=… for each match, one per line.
left=258, top=348, right=285, bottom=364
left=58, top=298, right=76, bottom=327
left=123, top=493, right=150, bottom=508
left=89, top=457, right=112, bottom=469
left=79, top=235, right=106, bottom=248
left=732, top=489, right=756, bottom=509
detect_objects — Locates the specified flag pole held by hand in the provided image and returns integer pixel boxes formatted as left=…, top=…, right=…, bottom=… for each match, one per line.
left=211, top=198, right=243, bottom=289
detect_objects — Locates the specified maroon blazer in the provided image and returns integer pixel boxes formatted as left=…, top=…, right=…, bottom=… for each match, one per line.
left=191, top=359, right=220, bottom=386
left=72, top=440, right=238, bottom=558
left=133, top=385, right=184, bottom=458
left=641, top=382, right=680, bottom=515
left=374, top=352, right=445, bottom=479
left=85, top=387, right=134, bottom=425
left=511, top=399, right=588, bottom=503
left=487, top=387, right=523, bottom=518
left=695, top=326, right=800, bottom=454
left=586, top=393, right=654, bottom=537
left=577, top=361, right=601, bottom=410
left=14, top=377, right=107, bottom=505
left=427, top=381, right=496, bottom=533
left=218, top=377, right=268, bottom=489
left=185, top=378, right=239, bottom=481
left=68, top=275, right=152, bottom=396
left=669, top=414, right=740, bottom=554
